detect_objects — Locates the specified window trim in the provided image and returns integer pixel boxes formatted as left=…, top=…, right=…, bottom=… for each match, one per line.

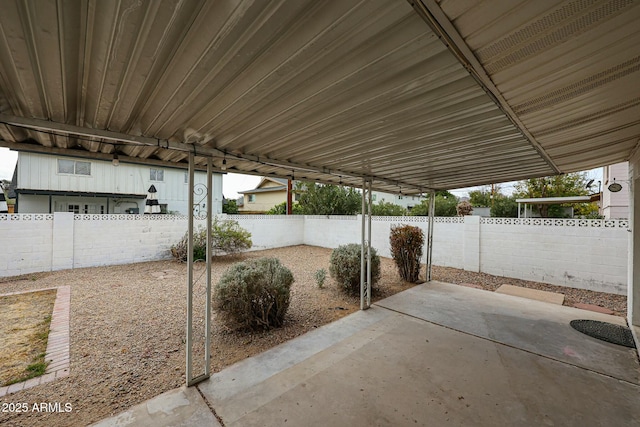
left=150, top=168, right=164, bottom=182
left=57, top=159, right=92, bottom=176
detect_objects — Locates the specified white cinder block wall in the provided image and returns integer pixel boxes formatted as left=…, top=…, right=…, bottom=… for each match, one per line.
left=230, top=215, right=305, bottom=250
left=0, top=214, right=54, bottom=277
left=72, top=215, right=207, bottom=268
left=479, top=218, right=628, bottom=295
left=304, top=216, right=361, bottom=249
left=0, top=214, right=630, bottom=295
left=304, top=216, right=466, bottom=269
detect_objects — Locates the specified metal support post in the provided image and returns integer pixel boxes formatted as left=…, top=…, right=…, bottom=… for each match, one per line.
left=186, top=152, right=195, bottom=384
left=186, top=152, right=211, bottom=386
left=426, top=190, right=435, bottom=281
left=360, top=178, right=372, bottom=309
left=205, top=158, right=212, bottom=377
left=366, top=182, right=372, bottom=308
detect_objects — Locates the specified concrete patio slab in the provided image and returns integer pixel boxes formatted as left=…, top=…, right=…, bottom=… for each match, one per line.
left=377, top=281, right=639, bottom=384
left=204, top=312, right=639, bottom=426
left=91, top=386, right=220, bottom=427
left=496, top=284, right=565, bottom=305
left=96, top=282, right=640, bottom=426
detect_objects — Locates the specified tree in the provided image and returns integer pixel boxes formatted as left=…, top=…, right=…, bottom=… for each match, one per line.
left=222, top=198, right=239, bottom=214
left=409, top=191, right=458, bottom=217
left=468, top=187, right=492, bottom=207
left=573, top=202, right=603, bottom=219
left=371, top=201, right=407, bottom=216
left=491, top=196, right=518, bottom=218
left=468, top=185, right=518, bottom=217
left=296, top=182, right=361, bottom=215
left=513, top=173, right=592, bottom=218
left=265, top=201, right=303, bottom=215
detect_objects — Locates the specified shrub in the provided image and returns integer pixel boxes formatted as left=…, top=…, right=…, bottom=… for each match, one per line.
left=314, top=268, right=327, bottom=288
left=171, top=227, right=205, bottom=262
left=456, top=200, right=473, bottom=216
left=329, top=244, right=380, bottom=295
left=389, top=224, right=424, bottom=282
left=171, top=218, right=252, bottom=262
left=214, top=258, right=294, bottom=330
left=265, top=201, right=303, bottom=215
left=211, top=218, right=252, bottom=255
left=371, top=201, right=407, bottom=216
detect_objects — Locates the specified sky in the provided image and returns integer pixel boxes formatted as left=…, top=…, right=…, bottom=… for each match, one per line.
left=0, top=147, right=603, bottom=199
left=0, top=148, right=17, bottom=182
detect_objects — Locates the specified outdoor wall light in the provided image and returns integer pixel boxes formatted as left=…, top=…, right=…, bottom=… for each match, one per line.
left=221, top=157, right=227, bottom=171
left=112, top=153, right=119, bottom=167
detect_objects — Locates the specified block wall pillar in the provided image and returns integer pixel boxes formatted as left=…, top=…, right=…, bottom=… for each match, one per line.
left=52, top=212, right=74, bottom=271
left=463, top=215, right=480, bottom=272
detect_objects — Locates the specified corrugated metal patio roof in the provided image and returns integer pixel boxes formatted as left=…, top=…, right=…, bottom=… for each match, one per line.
left=0, top=0, right=638, bottom=194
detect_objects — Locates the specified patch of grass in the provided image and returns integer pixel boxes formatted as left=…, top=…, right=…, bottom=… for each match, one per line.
left=5, top=359, right=49, bottom=386
left=0, top=290, right=55, bottom=386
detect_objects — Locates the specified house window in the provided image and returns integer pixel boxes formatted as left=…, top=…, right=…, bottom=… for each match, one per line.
left=294, top=192, right=301, bottom=201
left=398, top=196, right=404, bottom=200
left=372, top=194, right=377, bottom=201
left=68, top=204, right=80, bottom=214
left=248, top=194, right=256, bottom=202
left=58, top=159, right=91, bottom=175
left=150, top=168, right=164, bottom=181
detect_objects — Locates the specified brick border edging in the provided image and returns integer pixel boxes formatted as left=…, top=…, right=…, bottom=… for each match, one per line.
left=0, top=286, right=70, bottom=397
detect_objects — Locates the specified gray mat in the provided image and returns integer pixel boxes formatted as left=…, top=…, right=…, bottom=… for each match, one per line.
left=570, top=320, right=636, bottom=348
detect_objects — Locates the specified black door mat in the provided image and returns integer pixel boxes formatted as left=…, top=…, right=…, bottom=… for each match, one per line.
left=570, top=319, right=636, bottom=348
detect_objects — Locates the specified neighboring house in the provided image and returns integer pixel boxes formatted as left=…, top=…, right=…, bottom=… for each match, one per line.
left=602, top=162, right=629, bottom=219
left=238, top=177, right=427, bottom=213
left=10, top=152, right=223, bottom=215
left=238, top=177, right=294, bottom=213
left=371, top=191, right=425, bottom=211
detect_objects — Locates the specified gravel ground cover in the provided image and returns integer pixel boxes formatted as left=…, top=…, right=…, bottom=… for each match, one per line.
left=431, top=266, right=627, bottom=316
left=0, top=245, right=627, bottom=427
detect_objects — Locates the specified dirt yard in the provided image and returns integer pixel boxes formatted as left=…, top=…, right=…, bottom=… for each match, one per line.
left=0, top=246, right=415, bottom=427
left=0, top=245, right=627, bottom=427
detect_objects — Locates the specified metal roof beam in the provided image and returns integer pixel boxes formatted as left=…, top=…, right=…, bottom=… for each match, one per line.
left=0, top=114, right=433, bottom=193
left=0, top=140, right=210, bottom=171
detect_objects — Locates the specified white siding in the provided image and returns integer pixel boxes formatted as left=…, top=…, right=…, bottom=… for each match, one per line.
left=16, top=152, right=222, bottom=215
left=602, top=162, right=630, bottom=219
left=371, top=191, right=426, bottom=210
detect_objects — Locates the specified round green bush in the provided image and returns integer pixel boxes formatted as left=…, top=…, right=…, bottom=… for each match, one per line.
left=170, top=219, right=252, bottom=262
left=329, top=244, right=380, bottom=295
left=214, top=258, right=294, bottom=330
